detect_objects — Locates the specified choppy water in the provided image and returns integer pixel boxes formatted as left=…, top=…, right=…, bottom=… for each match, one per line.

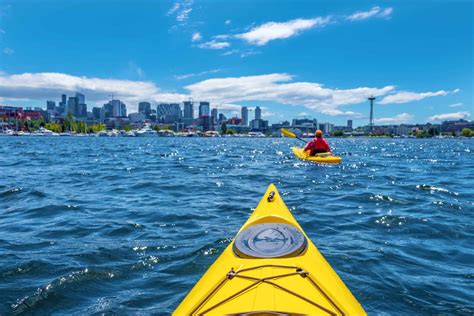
left=0, top=137, right=473, bottom=315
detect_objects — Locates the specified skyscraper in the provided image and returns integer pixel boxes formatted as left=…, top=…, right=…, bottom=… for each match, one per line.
left=211, top=108, right=218, bottom=124
left=183, top=101, right=194, bottom=119
left=76, top=92, right=85, bottom=105
left=138, top=102, right=151, bottom=118
left=199, top=102, right=210, bottom=117
left=61, top=94, right=67, bottom=106
left=255, top=106, right=262, bottom=120
left=156, top=103, right=182, bottom=123
left=67, top=96, right=78, bottom=115
left=103, top=99, right=127, bottom=117
left=241, top=106, right=248, bottom=126
left=46, top=101, right=56, bottom=111
left=347, top=120, right=353, bottom=129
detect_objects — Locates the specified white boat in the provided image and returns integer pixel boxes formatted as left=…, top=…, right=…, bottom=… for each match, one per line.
left=135, top=124, right=157, bottom=137
left=33, top=127, right=58, bottom=136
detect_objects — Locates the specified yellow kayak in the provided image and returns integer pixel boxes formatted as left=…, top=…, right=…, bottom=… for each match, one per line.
left=292, top=146, right=342, bottom=164
left=174, top=184, right=365, bottom=315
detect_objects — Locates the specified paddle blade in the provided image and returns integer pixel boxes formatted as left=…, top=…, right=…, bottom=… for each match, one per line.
left=281, top=128, right=296, bottom=138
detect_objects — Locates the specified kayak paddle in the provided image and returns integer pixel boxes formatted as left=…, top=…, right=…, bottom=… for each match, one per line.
left=281, top=128, right=306, bottom=143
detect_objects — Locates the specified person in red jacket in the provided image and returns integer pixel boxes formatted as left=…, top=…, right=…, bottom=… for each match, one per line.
left=304, top=130, right=331, bottom=156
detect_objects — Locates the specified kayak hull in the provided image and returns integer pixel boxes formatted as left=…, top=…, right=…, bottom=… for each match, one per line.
left=173, top=184, right=365, bottom=315
left=292, top=146, right=342, bottom=164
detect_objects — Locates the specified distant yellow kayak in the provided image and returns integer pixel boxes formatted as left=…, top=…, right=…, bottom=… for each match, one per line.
left=173, top=184, right=365, bottom=315
left=292, top=146, right=342, bottom=164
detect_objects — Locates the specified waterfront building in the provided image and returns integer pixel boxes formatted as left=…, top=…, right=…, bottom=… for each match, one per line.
left=347, top=120, right=353, bottom=129
left=46, top=101, right=56, bottom=111
left=241, top=106, right=249, bottom=126
left=227, top=117, right=242, bottom=125
left=291, top=118, right=318, bottom=134
left=250, top=118, right=269, bottom=132
left=319, top=123, right=333, bottom=134
left=199, top=102, right=210, bottom=116
left=157, top=103, right=182, bottom=124
left=138, top=102, right=151, bottom=118
left=128, top=112, right=146, bottom=123
left=255, top=106, right=262, bottom=120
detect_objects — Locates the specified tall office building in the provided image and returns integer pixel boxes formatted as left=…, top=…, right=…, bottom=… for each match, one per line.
left=103, top=99, right=127, bottom=117
left=241, top=106, right=249, bottom=126
left=60, top=94, right=67, bottom=106
left=76, top=92, right=85, bottom=105
left=183, top=101, right=194, bottom=119
left=199, top=102, right=210, bottom=117
left=211, top=108, right=218, bottom=124
left=46, top=101, right=56, bottom=111
left=92, top=107, right=102, bottom=121
left=255, top=106, right=262, bottom=120
left=156, top=103, right=182, bottom=123
left=347, top=120, right=353, bottom=129
left=138, top=102, right=151, bottom=118
left=67, top=96, right=78, bottom=115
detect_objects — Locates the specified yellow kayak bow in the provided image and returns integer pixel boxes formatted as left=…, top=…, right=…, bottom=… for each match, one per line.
left=292, top=147, right=342, bottom=164
left=173, top=184, right=365, bottom=315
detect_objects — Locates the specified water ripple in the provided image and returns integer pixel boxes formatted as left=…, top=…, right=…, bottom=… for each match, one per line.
left=0, top=137, right=473, bottom=314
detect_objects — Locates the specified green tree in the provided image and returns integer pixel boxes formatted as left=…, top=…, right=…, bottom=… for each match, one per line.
left=333, top=130, right=344, bottom=137
left=461, top=128, right=472, bottom=137
left=221, top=122, right=227, bottom=135
left=45, top=123, right=62, bottom=133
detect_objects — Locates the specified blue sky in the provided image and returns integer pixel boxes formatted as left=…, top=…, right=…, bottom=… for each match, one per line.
left=0, top=0, right=472, bottom=126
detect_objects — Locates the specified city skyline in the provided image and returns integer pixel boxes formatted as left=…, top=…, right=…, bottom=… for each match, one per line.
left=0, top=1, right=472, bottom=125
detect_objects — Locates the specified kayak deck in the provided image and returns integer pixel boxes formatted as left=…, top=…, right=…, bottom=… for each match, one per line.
left=173, top=184, right=365, bottom=315
left=292, top=147, right=342, bottom=164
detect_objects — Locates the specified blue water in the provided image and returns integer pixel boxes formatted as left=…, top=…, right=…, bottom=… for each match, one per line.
left=0, top=137, right=473, bottom=315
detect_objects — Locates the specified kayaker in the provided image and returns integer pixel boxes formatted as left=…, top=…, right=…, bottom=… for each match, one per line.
left=304, top=130, right=331, bottom=156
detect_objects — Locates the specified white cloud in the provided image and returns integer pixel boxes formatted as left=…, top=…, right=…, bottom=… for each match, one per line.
left=225, top=19, right=231, bottom=25
left=235, top=16, right=331, bottom=46
left=167, top=0, right=193, bottom=22
left=3, top=47, right=14, bottom=55
left=375, top=113, right=413, bottom=124
left=191, top=32, right=202, bottom=42
left=379, top=89, right=457, bottom=104
left=185, top=73, right=394, bottom=116
left=197, top=40, right=230, bottom=49
left=0, top=72, right=187, bottom=112
left=448, top=103, right=463, bottom=108
left=427, top=111, right=471, bottom=121
left=347, top=6, right=393, bottom=21
left=174, top=69, right=222, bottom=80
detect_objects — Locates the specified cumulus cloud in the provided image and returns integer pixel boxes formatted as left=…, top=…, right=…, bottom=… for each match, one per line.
left=379, top=89, right=457, bottom=104
left=185, top=73, right=394, bottom=116
left=427, top=111, right=471, bottom=121
left=191, top=32, right=202, bottom=42
left=347, top=6, right=393, bottom=21
left=375, top=113, right=413, bottom=124
left=0, top=71, right=457, bottom=118
left=0, top=72, right=187, bottom=112
left=197, top=40, right=230, bottom=49
left=235, top=17, right=331, bottom=46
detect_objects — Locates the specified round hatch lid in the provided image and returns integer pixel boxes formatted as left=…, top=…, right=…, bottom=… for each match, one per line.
left=233, top=223, right=307, bottom=258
